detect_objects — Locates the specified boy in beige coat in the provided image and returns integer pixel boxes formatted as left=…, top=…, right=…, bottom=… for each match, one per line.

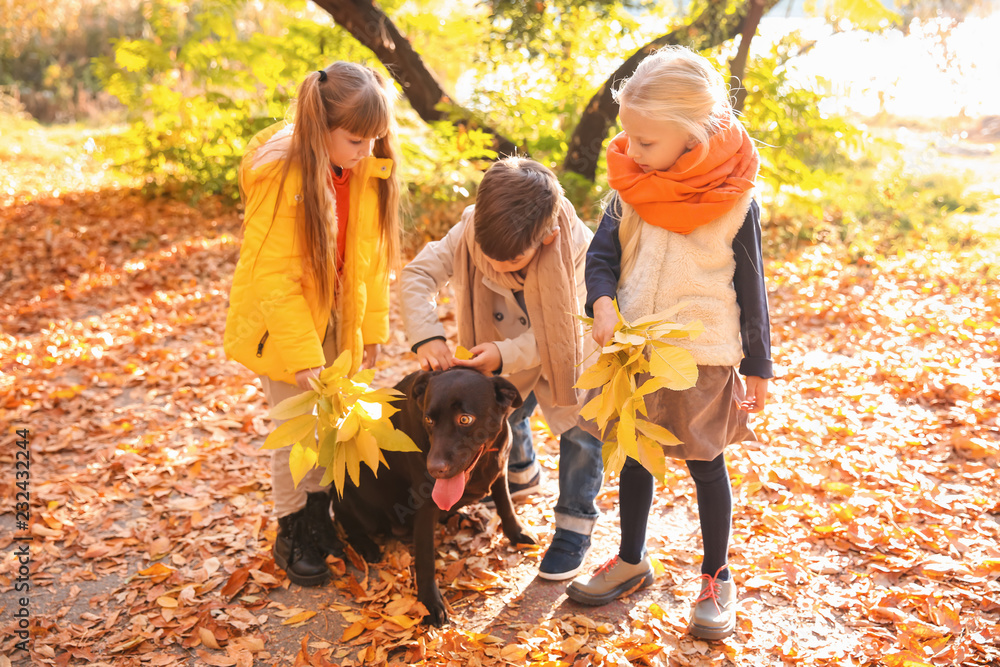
left=399, top=158, right=603, bottom=580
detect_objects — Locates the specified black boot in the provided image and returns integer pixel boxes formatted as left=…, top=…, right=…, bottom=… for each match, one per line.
left=304, top=491, right=345, bottom=558
left=274, top=508, right=330, bottom=587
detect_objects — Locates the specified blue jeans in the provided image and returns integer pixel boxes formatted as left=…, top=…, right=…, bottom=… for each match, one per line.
left=507, top=392, right=604, bottom=535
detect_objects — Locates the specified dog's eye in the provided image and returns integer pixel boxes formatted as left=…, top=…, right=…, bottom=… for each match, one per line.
left=423, top=415, right=433, bottom=426
left=457, top=414, right=475, bottom=426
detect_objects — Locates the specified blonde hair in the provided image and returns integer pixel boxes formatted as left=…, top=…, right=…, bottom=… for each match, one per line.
left=254, top=62, right=401, bottom=312
left=474, top=157, right=562, bottom=261
left=611, top=46, right=731, bottom=283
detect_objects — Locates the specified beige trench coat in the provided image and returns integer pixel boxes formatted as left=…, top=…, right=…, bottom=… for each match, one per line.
left=399, top=202, right=595, bottom=434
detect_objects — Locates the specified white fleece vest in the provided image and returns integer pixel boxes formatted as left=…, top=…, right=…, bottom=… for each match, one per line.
left=618, top=192, right=754, bottom=367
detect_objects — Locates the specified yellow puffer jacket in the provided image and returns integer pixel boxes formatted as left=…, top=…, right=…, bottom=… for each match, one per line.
left=224, top=123, right=393, bottom=384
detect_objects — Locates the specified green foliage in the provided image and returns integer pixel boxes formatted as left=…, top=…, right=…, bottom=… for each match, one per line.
left=83, top=0, right=981, bottom=254
left=895, top=0, right=984, bottom=22
left=94, top=0, right=370, bottom=198
left=483, top=0, right=653, bottom=53
left=393, top=0, right=689, bottom=225
left=779, top=141, right=981, bottom=260
left=398, top=117, right=496, bottom=247
left=0, top=0, right=142, bottom=122
left=452, top=2, right=674, bottom=185
left=740, top=37, right=859, bottom=248
left=804, top=0, right=901, bottom=30
left=742, top=37, right=862, bottom=195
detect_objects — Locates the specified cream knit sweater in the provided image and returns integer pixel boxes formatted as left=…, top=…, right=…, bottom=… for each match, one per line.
left=618, top=191, right=754, bottom=367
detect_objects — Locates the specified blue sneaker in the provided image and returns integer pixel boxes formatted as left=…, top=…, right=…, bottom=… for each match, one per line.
left=538, top=529, right=591, bottom=581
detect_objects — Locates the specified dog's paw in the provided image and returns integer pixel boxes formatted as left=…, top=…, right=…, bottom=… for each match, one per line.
left=344, top=536, right=381, bottom=564
left=418, top=589, right=448, bottom=627
left=356, top=539, right=381, bottom=563
left=450, top=509, right=488, bottom=532
left=505, top=525, right=538, bottom=547
left=422, top=605, right=448, bottom=627
left=318, top=532, right=346, bottom=559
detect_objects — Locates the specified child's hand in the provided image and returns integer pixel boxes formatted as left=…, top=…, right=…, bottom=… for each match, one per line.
left=592, top=296, right=618, bottom=346
left=361, top=343, right=380, bottom=370
left=451, top=342, right=501, bottom=375
left=295, top=366, right=323, bottom=391
left=416, top=339, right=454, bottom=371
left=739, top=376, right=769, bottom=413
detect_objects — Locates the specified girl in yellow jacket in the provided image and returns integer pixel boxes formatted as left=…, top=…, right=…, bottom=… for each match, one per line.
left=224, top=62, right=401, bottom=587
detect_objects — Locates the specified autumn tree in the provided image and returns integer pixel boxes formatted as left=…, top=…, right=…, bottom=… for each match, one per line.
left=311, top=0, right=779, bottom=181
left=92, top=0, right=936, bottom=209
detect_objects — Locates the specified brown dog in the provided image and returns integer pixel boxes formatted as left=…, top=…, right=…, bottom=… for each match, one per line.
left=329, top=368, right=537, bottom=626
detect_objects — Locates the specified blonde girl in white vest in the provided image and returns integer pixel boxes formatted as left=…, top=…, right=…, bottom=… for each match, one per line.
left=566, top=46, right=772, bottom=641
left=224, top=63, right=401, bottom=587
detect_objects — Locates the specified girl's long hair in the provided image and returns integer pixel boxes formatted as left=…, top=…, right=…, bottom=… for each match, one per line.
left=611, top=46, right=730, bottom=283
left=255, top=62, right=401, bottom=312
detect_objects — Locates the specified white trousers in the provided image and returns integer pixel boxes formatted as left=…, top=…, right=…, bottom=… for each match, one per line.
left=260, top=326, right=337, bottom=518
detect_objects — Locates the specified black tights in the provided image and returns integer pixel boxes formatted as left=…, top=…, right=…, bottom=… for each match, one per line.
left=618, top=453, right=732, bottom=579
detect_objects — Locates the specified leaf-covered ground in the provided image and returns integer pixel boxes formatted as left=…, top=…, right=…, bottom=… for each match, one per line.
left=1, top=126, right=999, bottom=667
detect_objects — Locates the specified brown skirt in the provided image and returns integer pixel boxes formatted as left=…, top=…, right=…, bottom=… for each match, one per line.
left=579, top=365, right=756, bottom=461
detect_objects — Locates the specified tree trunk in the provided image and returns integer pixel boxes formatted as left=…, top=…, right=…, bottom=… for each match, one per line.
left=729, top=0, right=768, bottom=113
left=562, top=0, right=781, bottom=181
left=311, top=0, right=522, bottom=157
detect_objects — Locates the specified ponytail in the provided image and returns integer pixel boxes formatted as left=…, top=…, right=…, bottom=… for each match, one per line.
left=292, top=71, right=339, bottom=311
left=371, top=129, right=401, bottom=274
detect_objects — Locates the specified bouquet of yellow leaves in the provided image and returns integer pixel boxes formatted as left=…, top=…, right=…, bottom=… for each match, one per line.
left=575, top=300, right=704, bottom=482
left=261, top=350, right=419, bottom=497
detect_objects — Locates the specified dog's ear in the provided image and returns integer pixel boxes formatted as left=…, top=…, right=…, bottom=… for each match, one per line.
left=409, top=370, right=439, bottom=408
left=491, top=376, right=523, bottom=411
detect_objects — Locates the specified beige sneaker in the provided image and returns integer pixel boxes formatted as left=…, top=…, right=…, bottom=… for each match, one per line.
left=688, top=568, right=737, bottom=640
left=565, top=555, right=653, bottom=606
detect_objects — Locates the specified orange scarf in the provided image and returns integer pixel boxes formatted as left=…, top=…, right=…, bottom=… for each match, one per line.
left=606, top=113, right=759, bottom=234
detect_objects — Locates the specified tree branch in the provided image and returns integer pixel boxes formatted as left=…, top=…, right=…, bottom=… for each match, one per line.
left=311, top=0, right=522, bottom=157
left=729, top=0, right=768, bottom=113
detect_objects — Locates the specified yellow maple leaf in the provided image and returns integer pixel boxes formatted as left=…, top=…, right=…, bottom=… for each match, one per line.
left=288, top=439, right=317, bottom=488
left=261, top=414, right=317, bottom=450
left=264, top=350, right=419, bottom=497
left=577, top=299, right=702, bottom=481
left=268, top=389, right=318, bottom=421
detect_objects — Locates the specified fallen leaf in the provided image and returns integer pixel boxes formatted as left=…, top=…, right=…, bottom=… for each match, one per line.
left=199, top=626, right=222, bottom=649
left=281, top=611, right=317, bottom=626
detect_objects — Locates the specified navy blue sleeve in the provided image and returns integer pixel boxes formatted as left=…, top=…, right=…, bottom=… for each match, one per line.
left=585, top=195, right=623, bottom=316
left=732, top=199, right=773, bottom=379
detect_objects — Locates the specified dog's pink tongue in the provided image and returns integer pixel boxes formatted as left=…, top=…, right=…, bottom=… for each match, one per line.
left=432, top=474, right=466, bottom=511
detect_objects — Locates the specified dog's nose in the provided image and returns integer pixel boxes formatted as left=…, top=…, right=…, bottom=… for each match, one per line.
left=426, top=453, right=451, bottom=478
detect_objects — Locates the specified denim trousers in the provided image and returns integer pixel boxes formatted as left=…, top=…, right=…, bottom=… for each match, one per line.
left=507, top=392, right=604, bottom=536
